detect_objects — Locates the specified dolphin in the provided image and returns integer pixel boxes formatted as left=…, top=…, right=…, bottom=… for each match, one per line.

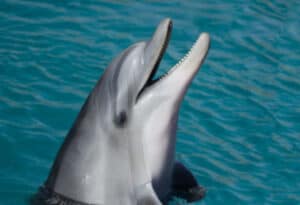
left=34, top=18, right=210, bottom=205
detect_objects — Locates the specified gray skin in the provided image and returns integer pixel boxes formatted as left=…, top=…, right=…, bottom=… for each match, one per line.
left=43, top=18, right=210, bottom=205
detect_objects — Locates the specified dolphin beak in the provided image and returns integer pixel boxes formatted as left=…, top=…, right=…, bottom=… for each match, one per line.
left=144, top=18, right=172, bottom=76
left=137, top=18, right=172, bottom=100
left=159, top=32, right=210, bottom=96
left=137, top=27, right=210, bottom=102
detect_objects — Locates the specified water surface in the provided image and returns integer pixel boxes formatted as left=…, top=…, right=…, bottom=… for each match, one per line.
left=0, top=0, right=299, bottom=204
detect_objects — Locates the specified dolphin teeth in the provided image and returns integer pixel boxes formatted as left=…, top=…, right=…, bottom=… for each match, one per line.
left=163, top=34, right=201, bottom=77
left=148, top=36, right=200, bottom=84
left=139, top=33, right=208, bottom=94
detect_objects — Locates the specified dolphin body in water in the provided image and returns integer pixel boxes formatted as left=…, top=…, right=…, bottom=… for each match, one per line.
left=35, top=18, right=210, bottom=205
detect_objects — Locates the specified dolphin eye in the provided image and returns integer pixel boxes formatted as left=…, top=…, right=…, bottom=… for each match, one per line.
left=115, top=111, right=127, bottom=127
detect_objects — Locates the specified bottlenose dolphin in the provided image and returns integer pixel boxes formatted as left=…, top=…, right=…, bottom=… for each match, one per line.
left=35, top=18, right=210, bottom=205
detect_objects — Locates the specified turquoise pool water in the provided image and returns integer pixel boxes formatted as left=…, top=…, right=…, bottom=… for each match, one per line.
left=0, top=0, right=299, bottom=204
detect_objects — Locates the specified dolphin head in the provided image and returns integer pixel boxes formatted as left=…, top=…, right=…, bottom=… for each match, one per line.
left=44, top=18, right=210, bottom=204
left=93, top=18, right=210, bottom=199
left=89, top=17, right=210, bottom=199
left=93, top=18, right=209, bottom=134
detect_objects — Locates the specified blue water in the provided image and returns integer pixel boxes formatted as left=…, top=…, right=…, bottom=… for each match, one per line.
left=0, top=0, right=299, bottom=204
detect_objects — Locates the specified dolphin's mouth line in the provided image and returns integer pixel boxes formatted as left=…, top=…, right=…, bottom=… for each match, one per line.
left=136, top=18, right=210, bottom=103
left=137, top=34, right=206, bottom=101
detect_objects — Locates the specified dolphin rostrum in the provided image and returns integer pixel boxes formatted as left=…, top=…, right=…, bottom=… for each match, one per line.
left=35, top=18, right=210, bottom=205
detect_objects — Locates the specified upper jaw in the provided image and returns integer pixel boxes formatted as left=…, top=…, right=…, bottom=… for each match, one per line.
left=136, top=18, right=172, bottom=101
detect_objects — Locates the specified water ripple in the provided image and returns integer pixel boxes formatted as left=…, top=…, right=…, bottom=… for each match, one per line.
left=1, top=0, right=300, bottom=205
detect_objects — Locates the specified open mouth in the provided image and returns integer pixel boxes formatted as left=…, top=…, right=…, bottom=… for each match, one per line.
left=136, top=20, right=172, bottom=101
left=136, top=19, right=210, bottom=102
